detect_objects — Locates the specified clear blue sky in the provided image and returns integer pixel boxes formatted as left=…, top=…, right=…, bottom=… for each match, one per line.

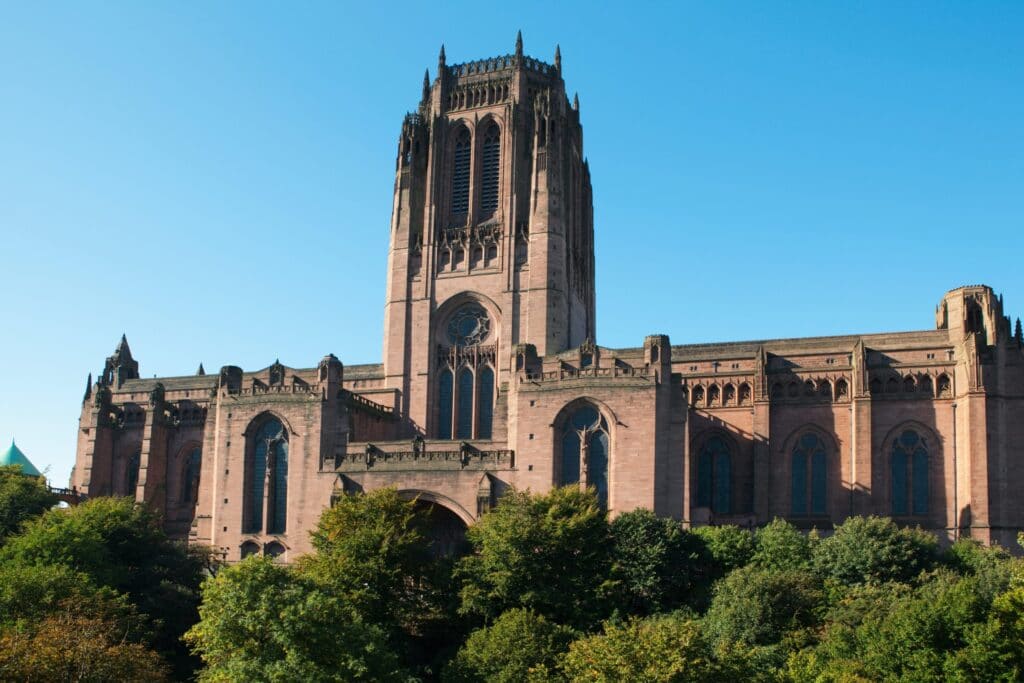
left=1, top=3, right=1021, bottom=482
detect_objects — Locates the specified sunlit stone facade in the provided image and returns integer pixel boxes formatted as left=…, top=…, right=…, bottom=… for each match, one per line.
left=72, top=37, right=1024, bottom=561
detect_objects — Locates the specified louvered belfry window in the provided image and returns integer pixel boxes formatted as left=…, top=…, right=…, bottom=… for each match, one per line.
left=480, top=124, right=500, bottom=216
left=451, top=128, right=471, bottom=216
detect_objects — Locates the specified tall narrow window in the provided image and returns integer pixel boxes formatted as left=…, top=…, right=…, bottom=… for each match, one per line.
left=456, top=367, right=474, bottom=439
left=247, top=418, right=288, bottom=534
left=451, top=128, right=471, bottom=216
left=892, top=429, right=928, bottom=515
left=696, top=436, right=731, bottom=514
left=559, top=405, right=610, bottom=507
left=182, top=447, right=202, bottom=505
left=477, top=366, right=494, bottom=439
left=437, top=369, right=453, bottom=439
left=561, top=429, right=581, bottom=486
left=125, top=450, right=140, bottom=497
left=791, top=433, right=827, bottom=516
left=480, top=123, right=500, bottom=216
left=268, top=435, right=288, bottom=534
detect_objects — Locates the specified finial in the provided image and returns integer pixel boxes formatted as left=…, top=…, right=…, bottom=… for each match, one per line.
left=554, top=44, right=561, bottom=72
left=422, top=68, right=430, bottom=100
left=573, top=92, right=579, bottom=110
left=197, top=363, right=205, bottom=376
left=84, top=373, right=92, bottom=401
left=515, top=31, right=523, bottom=59
left=438, top=44, right=446, bottom=68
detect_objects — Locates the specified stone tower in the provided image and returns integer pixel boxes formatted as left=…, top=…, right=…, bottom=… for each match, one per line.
left=382, top=34, right=595, bottom=437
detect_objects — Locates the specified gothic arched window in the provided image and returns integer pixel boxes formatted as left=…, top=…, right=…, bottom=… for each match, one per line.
left=437, top=369, right=454, bottom=440
left=559, top=405, right=610, bottom=507
left=240, top=541, right=260, bottom=559
left=182, top=447, right=201, bottom=505
left=697, top=436, right=731, bottom=514
left=246, top=417, right=288, bottom=534
left=456, top=367, right=474, bottom=439
left=477, top=365, right=494, bottom=439
left=791, top=433, right=827, bottom=516
left=892, top=429, right=929, bottom=516
left=451, top=127, right=471, bottom=216
left=480, top=123, right=500, bottom=216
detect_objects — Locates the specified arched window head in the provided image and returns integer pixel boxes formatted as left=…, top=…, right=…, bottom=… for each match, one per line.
left=246, top=417, right=288, bottom=534
left=265, top=541, right=286, bottom=562
left=791, top=433, right=827, bottom=516
left=892, top=429, right=929, bottom=516
left=240, top=541, right=260, bottom=559
left=447, top=303, right=490, bottom=347
left=697, top=436, right=731, bottom=514
left=559, top=405, right=610, bottom=507
left=450, top=127, right=471, bottom=216
left=480, top=123, right=500, bottom=216
left=182, top=447, right=201, bottom=505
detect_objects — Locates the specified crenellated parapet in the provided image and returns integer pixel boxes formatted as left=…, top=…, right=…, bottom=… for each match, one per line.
left=336, top=441, right=514, bottom=472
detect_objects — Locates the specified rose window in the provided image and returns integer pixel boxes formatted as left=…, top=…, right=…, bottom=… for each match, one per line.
left=447, top=304, right=490, bottom=347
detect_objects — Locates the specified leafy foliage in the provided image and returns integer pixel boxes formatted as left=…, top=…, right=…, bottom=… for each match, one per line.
left=812, top=515, right=938, bottom=586
left=297, top=488, right=442, bottom=635
left=751, top=518, right=814, bottom=572
left=608, top=508, right=704, bottom=615
left=0, top=465, right=56, bottom=545
left=0, top=611, right=169, bottom=683
left=691, top=524, right=755, bottom=578
left=443, top=608, right=574, bottom=682
left=704, top=565, right=823, bottom=648
left=457, top=486, right=612, bottom=629
left=0, top=497, right=206, bottom=676
left=185, top=556, right=410, bottom=682
left=560, top=613, right=758, bottom=682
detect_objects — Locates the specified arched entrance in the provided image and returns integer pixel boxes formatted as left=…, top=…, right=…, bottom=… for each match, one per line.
left=398, top=490, right=472, bottom=557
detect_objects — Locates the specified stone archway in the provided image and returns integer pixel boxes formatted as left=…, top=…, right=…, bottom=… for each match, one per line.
left=398, top=490, right=472, bottom=558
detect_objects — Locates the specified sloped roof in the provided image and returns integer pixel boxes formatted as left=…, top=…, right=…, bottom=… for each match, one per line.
left=0, top=440, right=42, bottom=477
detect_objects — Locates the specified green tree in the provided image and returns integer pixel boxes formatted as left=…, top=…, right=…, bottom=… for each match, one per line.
left=0, top=465, right=57, bottom=544
left=295, top=487, right=460, bottom=675
left=0, top=611, right=169, bottom=683
left=560, top=613, right=758, bottom=682
left=790, top=570, right=996, bottom=682
left=812, top=515, right=938, bottom=586
left=443, top=608, right=574, bottom=682
left=691, top=524, right=755, bottom=577
left=751, top=518, right=814, bottom=573
left=0, top=497, right=206, bottom=676
left=704, top=565, right=822, bottom=648
left=297, top=488, right=441, bottom=634
left=609, top=509, right=703, bottom=615
left=0, top=562, right=143, bottom=634
left=457, top=486, right=612, bottom=629
left=185, top=556, right=409, bottom=682
left=943, top=538, right=1015, bottom=604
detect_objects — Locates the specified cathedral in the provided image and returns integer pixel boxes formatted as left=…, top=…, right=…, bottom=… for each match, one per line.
left=72, top=36, right=1024, bottom=561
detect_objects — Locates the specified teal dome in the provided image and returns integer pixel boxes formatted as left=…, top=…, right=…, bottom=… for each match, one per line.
left=0, top=440, right=42, bottom=477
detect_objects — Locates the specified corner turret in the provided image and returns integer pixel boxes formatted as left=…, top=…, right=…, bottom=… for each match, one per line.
left=100, top=334, right=139, bottom=388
